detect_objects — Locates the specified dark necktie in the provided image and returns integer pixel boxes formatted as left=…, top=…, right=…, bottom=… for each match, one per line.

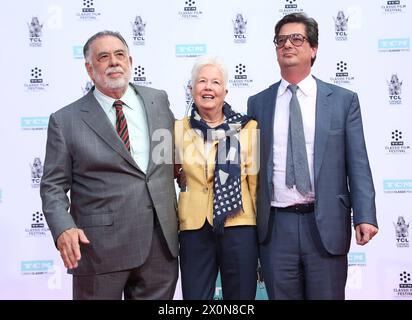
left=113, top=100, right=130, bottom=152
left=285, top=85, right=311, bottom=195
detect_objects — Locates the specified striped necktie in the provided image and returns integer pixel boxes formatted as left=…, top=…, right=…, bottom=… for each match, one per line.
left=113, top=100, right=130, bottom=152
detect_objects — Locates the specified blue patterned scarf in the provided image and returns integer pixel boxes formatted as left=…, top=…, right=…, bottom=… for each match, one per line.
left=190, top=102, right=251, bottom=233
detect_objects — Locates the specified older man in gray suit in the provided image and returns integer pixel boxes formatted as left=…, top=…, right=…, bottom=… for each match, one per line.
left=40, top=31, right=178, bottom=300
left=247, top=13, right=378, bottom=299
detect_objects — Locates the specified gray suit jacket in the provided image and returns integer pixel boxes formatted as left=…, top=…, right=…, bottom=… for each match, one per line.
left=40, top=84, right=178, bottom=275
left=247, top=77, right=377, bottom=255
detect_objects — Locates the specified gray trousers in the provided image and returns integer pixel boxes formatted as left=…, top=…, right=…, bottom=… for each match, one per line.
left=73, top=224, right=178, bottom=300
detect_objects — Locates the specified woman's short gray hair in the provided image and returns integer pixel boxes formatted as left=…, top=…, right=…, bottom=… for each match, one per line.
left=190, top=55, right=228, bottom=88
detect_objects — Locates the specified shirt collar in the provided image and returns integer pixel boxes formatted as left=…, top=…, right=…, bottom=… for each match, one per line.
left=278, top=74, right=316, bottom=97
left=93, top=84, right=136, bottom=113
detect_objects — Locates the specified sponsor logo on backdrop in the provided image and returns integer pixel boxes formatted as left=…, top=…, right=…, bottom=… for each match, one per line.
left=348, top=252, right=366, bottom=266
left=347, top=252, right=366, bottom=290
left=330, top=61, right=354, bottom=85
left=132, top=65, right=152, bottom=87
left=381, top=0, right=407, bottom=14
left=21, top=260, right=54, bottom=275
left=175, top=44, right=207, bottom=57
left=76, top=0, right=101, bottom=20
left=30, top=157, right=43, bottom=188
left=21, top=117, right=49, bottom=131
left=25, top=211, right=50, bottom=238
left=393, top=271, right=412, bottom=297
left=28, top=16, right=43, bottom=47
left=24, top=67, right=49, bottom=92
left=347, top=265, right=363, bottom=289
left=229, top=63, right=253, bottom=88
left=379, top=38, right=410, bottom=52
left=131, top=15, right=146, bottom=46
left=233, top=13, right=247, bottom=44
left=279, top=0, right=304, bottom=15
left=82, top=81, right=93, bottom=95
left=387, top=74, right=403, bottom=105
left=384, top=180, right=412, bottom=193
left=184, top=80, right=192, bottom=106
left=334, top=11, right=348, bottom=41
left=385, top=129, right=410, bottom=154
left=73, top=45, right=83, bottom=59
left=394, top=216, right=409, bottom=248
left=178, top=0, right=203, bottom=19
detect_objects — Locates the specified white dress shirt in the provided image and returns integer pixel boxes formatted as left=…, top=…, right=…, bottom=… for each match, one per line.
left=93, top=84, right=150, bottom=173
left=271, top=74, right=317, bottom=207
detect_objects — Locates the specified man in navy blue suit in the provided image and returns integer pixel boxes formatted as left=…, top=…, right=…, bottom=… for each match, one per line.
left=247, top=13, right=378, bottom=300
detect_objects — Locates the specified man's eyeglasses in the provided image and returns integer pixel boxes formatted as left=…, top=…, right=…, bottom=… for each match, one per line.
left=273, top=33, right=307, bottom=48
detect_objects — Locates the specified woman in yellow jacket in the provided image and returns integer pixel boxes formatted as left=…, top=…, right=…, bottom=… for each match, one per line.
left=175, top=55, right=259, bottom=300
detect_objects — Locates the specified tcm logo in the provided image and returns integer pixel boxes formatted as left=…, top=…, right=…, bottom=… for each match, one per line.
left=82, top=0, right=95, bottom=12
left=21, top=260, right=53, bottom=273
left=229, top=63, right=253, bottom=88
left=383, top=179, right=412, bottom=193
left=175, top=44, right=207, bottom=57
left=73, top=45, right=83, bottom=59
left=285, top=0, right=297, bottom=9
left=348, top=252, right=366, bottom=266
left=21, top=117, right=48, bottom=130
left=379, top=38, right=410, bottom=52
left=132, top=65, right=152, bottom=87
left=279, top=0, right=303, bottom=15
left=76, top=0, right=101, bottom=20
left=393, top=270, right=412, bottom=298
left=178, top=0, right=203, bottom=19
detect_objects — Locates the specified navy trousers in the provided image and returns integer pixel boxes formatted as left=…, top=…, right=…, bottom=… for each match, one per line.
left=179, top=222, right=258, bottom=300
left=260, top=208, right=348, bottom=300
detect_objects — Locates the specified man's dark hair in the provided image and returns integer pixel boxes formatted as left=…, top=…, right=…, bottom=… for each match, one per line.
left=83, top=30, right=129, bottom=61
left=274, top=13, right=319, bottom=66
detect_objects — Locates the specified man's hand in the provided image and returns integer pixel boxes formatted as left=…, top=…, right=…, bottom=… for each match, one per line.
left=56, top=228, right=90, bottom=269
left=355, top=223, right=378, bottom=246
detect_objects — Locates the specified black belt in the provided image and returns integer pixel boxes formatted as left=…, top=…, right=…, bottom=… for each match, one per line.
left=272, top=202, right=314, bottom=214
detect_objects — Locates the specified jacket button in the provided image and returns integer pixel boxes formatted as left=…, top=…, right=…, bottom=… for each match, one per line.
left=203, top=187, right=208, bottom=193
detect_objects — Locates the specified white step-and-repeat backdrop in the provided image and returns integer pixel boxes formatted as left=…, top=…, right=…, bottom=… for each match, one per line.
left=0, top=0, right=411, bottom=299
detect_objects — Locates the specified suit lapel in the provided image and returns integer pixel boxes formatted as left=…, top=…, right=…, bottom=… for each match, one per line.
left=131, top=84, right=157, bottom=175
left=314, top=78, right=333, bottom=181
left=263, top=83, right=279, bottom=185
left=80, top=89, right=142, bottom=172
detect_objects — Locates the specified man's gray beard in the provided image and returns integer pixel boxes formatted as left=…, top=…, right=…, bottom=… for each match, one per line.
left=105, top=74, right=130, bottom=89
left=93, top=69, right=131, bottom=90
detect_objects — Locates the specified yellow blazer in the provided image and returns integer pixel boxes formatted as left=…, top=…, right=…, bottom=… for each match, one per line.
left=175, top=117, right=259, bottom=231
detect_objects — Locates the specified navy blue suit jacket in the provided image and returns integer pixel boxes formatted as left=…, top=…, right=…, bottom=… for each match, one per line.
left=247, top=77, right=377, bottom=255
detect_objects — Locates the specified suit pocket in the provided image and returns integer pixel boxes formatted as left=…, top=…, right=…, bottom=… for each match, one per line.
left=77, top=213, right=114, bottom=227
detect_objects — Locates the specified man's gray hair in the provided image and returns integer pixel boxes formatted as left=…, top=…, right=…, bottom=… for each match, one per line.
left=83, top=30, right=129, bottom=62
